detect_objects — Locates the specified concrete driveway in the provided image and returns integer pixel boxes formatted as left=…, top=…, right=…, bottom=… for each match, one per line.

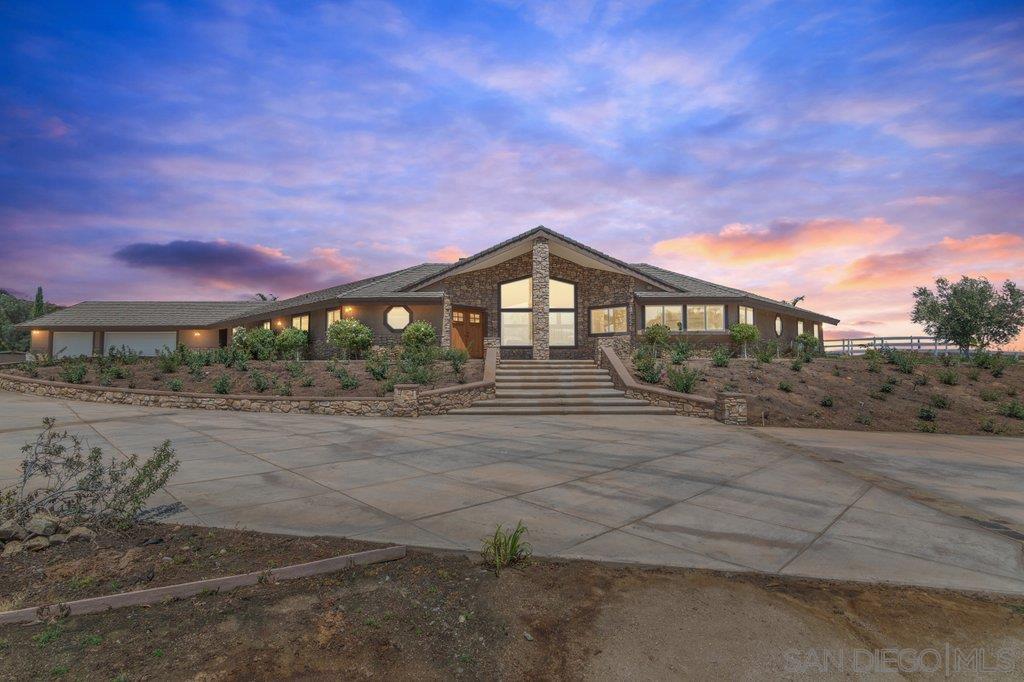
left=2, top=390, right=1023, bottom=594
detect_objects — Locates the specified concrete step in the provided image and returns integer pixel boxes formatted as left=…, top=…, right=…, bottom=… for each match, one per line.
left=496, top=367, right=607, bottom=374
left=500, top=359, right=595, bottom=364
left=496, top=381, right=616, bottom=390
left=495, top=371, right=610, bottom=380
left=448, top=405, right=676, bottom=415
left=495, top=388, right=626, bottom=398
left=484, top=397, right=653, bottom=407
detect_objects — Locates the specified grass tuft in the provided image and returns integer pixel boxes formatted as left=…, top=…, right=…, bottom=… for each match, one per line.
left=481, top=521, right=532, bottom=576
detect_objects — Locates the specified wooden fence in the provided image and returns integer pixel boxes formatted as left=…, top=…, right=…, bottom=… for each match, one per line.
left=823, top=336, right=1020, bottom=358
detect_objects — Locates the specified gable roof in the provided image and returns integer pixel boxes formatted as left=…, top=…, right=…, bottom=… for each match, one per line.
left=17, top=301, right=265, bottom=329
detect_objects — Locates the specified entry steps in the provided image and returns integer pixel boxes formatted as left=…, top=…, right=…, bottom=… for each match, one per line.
left=449, top=359, right=673, bottom=415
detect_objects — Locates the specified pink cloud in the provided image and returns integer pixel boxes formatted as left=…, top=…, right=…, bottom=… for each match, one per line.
left=427, top=245, right=468, bottom=262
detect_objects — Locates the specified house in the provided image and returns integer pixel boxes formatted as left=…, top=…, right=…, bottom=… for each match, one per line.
left=21, top=226, right=839, bottom=360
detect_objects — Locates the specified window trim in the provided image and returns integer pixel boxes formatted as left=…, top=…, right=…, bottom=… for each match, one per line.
left=738, top=305, right=755, bottom=325
left=589, top=305, right=629, bottom=337
left=685, top=304, right=727, bottom=332
left=642, top=304, right=684, bottom=331
left=498, top=276, right=533, bottom=347
left=383, top=305, right=412, bottom=333
left=326, top=308, right=342, bottom=328
left=548, top=277, right=577, bottom=348
left=797, top=320, right=805, bottom=336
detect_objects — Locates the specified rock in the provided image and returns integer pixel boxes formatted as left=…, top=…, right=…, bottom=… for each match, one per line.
left=49, top=533, right=69, bottom=545
left=2, top=540, right=24, bottom=558
left=0, top=520, right=28, bottom=541
left=117, top=547, right=144, bottom=569
left=25, top=514, right=59, bottom=536
left=523, top=632, right=534, bottom=641
left=67, top=526, right=96, bottom=542
left=140, top=536, right=164, bottom=546
left=24, top=535, right=51, bottom=551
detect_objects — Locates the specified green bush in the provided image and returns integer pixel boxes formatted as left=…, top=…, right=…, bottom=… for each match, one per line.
left=59, top=362, right=87, bottom=384
left=212, top=375, right=231, bottom=394
left=778, top=380, right=793, bottom=392
left=790, top=358, right=803, bottom=372
left=108, top=346, right=141, bottom=364
left=276, top=381, right=293, bottom=396
left=929, top=394, right=950, bottom=409
left=285, top=360, right=304, bottom=378
left=918, top=406, right=937, bottom=421
left=889, top=350, right=918, bottom=374
left=639, top=323, right=671, bottom=351
left=155, top=348, right=181, bottom=374
left=711, top=345, right=731, bottom=367
left=249, top=370, right=270, bottom=393
left=166, top=378, right=183, bottom=392
left=667, top=366, right=701, bottom=393
left=480, top=521, right=532, bottom=576
left=401, top=321, right=437, bottom=350
left=327, top=319, right=373, bottom=359
left=981, top=419, right=997, bottom=433
left=879, top=382, right=895, bottom=394
left=966, top=368, right=980, bottom=381
left=913, top=374, right=929, bottom=386
left=867, top=359, right=881, bottom=373
left=918, top=422, right=937, bottom=433
left=364, top=347, right=392, bottom=381
left=300, top=375, right=314, bottom=387
left=274, top=328, right=308, bottom=361
left=334, top=366, right=360, bottom=390
left=940, top=354, right=958, bottom=367
left=999, top=400, right=1024, bottom=420
left=979, top=388, right=1000, bottom=402
left=795, top=332, right=822, bottom=360
left=442, top=347, right=469, bottom=374
left=752, top=340, right=778, bottom=363
left=729, top=323, right=760, bottom=357
left=232, top=327, right=276, bottom=360
left=669, top=339, right=692, bottom=365
left=820, top=396, right=834, bottom=407
left=634, top=353, right=664, bottom=384
left=938, top=369, right=959, bottom=385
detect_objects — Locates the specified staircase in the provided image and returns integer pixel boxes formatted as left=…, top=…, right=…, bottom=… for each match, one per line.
left=449, top=359, right=674, bottom=415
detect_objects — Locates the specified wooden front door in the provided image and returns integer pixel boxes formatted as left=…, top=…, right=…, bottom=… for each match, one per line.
left=452, top=308, right=485, bottom=358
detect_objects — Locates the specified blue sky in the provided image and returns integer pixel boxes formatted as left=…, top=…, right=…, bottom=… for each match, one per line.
left=1, top=0, right=1022, bottom=338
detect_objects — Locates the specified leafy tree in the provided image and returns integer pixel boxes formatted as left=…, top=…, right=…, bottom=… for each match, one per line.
left=912, top=276, right=1024, bottom=354
left=231, top=326, right=276, bottom=360
left=274, top=327, right=308, bottom=360
left=401, top=320, right=437, bottom=350
left=31, top=287, right=45, bottom=318
left=639, top=323, right=671, bottom=351
left=729, top=323, right=760, bottom=357
left=327, top=319, right=373, bottom=359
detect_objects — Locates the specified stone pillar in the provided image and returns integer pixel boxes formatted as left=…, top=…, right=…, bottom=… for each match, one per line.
left=714, top=392, right=748, bottom=425
left=393, top=384, right=419, bottom=417
left=441, top=294, right=452, bottom=349
left=531, top=237, right=550, bottom=360
left=483, top=337, right=500, bottom=352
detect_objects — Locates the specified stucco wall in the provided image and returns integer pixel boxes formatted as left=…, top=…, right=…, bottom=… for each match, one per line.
left=178, top=328, right=221, bottom=350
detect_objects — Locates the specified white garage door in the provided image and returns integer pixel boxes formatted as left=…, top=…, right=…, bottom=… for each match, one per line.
left=104, top=331, right=178, bottom=356
left=52, top=332, right=94, bottom=359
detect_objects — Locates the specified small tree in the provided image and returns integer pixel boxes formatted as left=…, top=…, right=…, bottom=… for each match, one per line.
left=912, top=276, right=1024, bottom=355
left=232, top=326, right=277, bottom=360
left=639, top=323, right=671, bottom=352
left=31, top=287, right=46, bottom=318
left=275, top=327, right=308, bottom=361
left=401, top=320, right=437, bottom=350
left=327, top=319, right=373, bottom=359
left=729, top=323, right=760, bottom=358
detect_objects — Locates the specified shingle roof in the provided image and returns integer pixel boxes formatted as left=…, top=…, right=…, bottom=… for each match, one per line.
left=18, top=301, right=265, bottom=329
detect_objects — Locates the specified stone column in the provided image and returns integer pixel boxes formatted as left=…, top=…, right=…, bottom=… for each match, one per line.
left=531, top=237, right=550, bottom=360
left=441, top=294, right=452, bottom=349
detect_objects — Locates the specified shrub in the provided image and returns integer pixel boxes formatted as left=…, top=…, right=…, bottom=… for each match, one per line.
left=98, top=365, right=127, bottom=386
left=867, top=359, right=881, bottom=373
left=889, top=351, right=918, bottom=374
left=711, top=345, right=731, bottom=367
left=327, top=319, right=373, bottom=359
left=979, top=388, right=1000, bottom=402
left=981, top=419, right=997, bottom=433
left=790, top=359, right=803, bottom=372
left=729, top=323, right=760, bottom=358
left=212, top=375, right=231, bottom=394
left=300, top=375, right=314, bottom=387
left=232, top=327, right=276, bottom=361
left=249, top=370, right=270, bottom=393
left=480, top=521, right=532, bottom=576
left=795, top=332, right=822, bottom=360
left=365, top=347, right=392, bottom=381
left=634, top=354, right=664, bottom=384
left=972, top=350, right=995, bottom=368
left=155, top=347, right=181, bottom=374
left=879, top=382, right=895, bottom=394
left=778, top=380, right=793, bottom=392
left=855, top=413, right=872, bottom=425
left=285, top=360, right=304, bottom=378
left=938, top=369, right=959, bottom=385
left=940, top=354, right=958, bottom=367
left=929, top=394, right=950, bottom=409
left=668, top=338, right=691, bottom=365
left=820, top=396, right=834, bottom=407
left=918, top=406, right=937, bottom=421
left=166, top=378, right=183, bottom=392
left=401, top=320, right=437, bottom=350
left=0, top=418, right=179, bottom=529
left=108, top=345, right=141, bottom=364
left=999, top=400, right=1024, bottom=420
left=275, top=328, right=308, bottom=361
left=59, top=362, right=88, bottom=384
left=276, top=381, right=293, bottom=396
left=334, top=367, right=360, bottom=390
left=918, top=422, right=937, bottom=433
left=639, top=323, right=671, bottom=351
left=442, top=347, right=470, bottom=374
left=913, top=375, right=929, bottom=386
left=667, top=366, right=702, bottom=393
left=752, top=340, right=779, bottom=363
left=966, top=368, right=980, bottom=381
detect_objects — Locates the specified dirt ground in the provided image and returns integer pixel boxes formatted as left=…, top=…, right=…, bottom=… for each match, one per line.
left=2, top=524, right=1023, bottom=680
left=635, top=353, right=1024, bottom=436
left=10, top=358, right=483, bottom=398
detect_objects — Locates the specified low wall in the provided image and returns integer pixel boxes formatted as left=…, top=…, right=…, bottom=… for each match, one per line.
left=596, top=341, right=748, bottom=425
left=0, top=344, right=500, bottom=418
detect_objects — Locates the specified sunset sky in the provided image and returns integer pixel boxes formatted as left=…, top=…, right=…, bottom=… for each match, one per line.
left=1, top=1, right=1022, bottom=341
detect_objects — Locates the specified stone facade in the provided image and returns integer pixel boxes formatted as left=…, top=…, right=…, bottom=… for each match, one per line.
left=440, top=295, right=452, bottom=349
left=531, top=237, right=550, bottom=360
left=417, top=382, right=496, bottom=415
left=714, top=392, right=748, bottom=425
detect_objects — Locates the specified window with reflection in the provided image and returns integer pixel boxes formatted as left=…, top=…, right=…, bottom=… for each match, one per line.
left=327, top=309, right=342, bottom=326
left=590, top=306, right=628, bottom=335
left=685, top=305, right=725, bottom=331
left=291, top=314, right=309, bottom=331
left=775, top=315, right=783, bottom=336
left=644, top=305, right=683, bottom=331
left=549, top=279, right=575, bottom=346
left=738, top=306, right=754, bottom=325
left=500, top=277, right=532, bottom=346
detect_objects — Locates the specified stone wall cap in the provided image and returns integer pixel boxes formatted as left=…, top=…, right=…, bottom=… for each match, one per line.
left=419, top=380, right=494, bottom=397
left=392, top=383, right=420, bottom=390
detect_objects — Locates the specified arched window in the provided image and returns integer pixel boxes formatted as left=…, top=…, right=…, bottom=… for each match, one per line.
left=774, top=315, right=783, bottom=337
left=385, top=306, right=411, bottom=331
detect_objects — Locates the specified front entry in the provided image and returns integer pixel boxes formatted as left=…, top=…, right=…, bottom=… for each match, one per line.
left=452, top=307, right=485, bottom=358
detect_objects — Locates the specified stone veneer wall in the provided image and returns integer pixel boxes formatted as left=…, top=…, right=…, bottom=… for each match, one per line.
left=429, top=252, right=659, bottom=359
left=531, top=237, right=550, bottom=360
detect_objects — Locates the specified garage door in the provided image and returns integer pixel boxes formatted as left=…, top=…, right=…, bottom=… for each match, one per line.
left=52, top=332, right=94, bottom=359
left=104, top=331, right=178, bottom=356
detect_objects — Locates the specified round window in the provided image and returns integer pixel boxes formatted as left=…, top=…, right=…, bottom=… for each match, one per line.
left=385, top=306, right=411, bottom=331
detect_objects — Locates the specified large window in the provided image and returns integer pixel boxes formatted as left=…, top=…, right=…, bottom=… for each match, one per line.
left=738, top=306, right=754, bottom=325
left=590, top=306, right=628, bottom=335
left=644, top=305, right=683, bottom=331
left=385, top=306, right=411, bottom=331
left=686, top=305, right=725, bottom=331
left=549, top=278, right=575, bottom=346
left=327, top=309, right=342, bottom=326
left=500, top=277, right=532, bottom=346
left=291, top=314, right=309, bottom=331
